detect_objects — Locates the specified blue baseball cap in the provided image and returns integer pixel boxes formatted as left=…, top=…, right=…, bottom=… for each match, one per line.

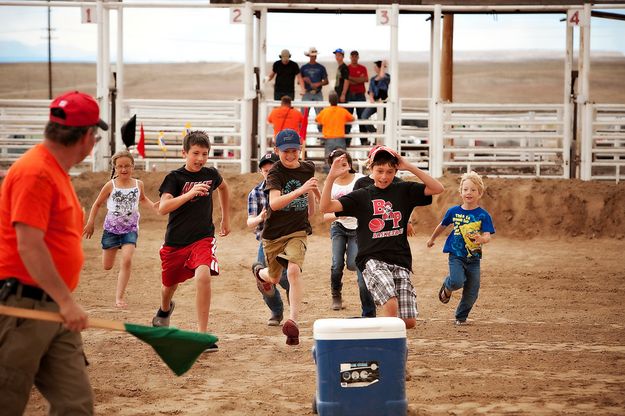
left=275, top=129, right=301, bottom=151
left=333, top=48, right=345, bottom=55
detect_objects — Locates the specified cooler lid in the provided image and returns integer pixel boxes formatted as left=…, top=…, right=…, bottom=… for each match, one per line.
left=313, top=317, right=406, bottom=340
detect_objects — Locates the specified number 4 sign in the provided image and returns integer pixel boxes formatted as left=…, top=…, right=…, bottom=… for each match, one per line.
left=567, top=8, right=587, bottom=27
left=81, top=6, right=97, bottom=24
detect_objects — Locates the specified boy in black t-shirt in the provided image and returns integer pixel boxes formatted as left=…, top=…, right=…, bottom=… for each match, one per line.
left=252, top=129, right=320, bottom=345
left=320, top=146, right=444, bottom=328
left=152, top=131, right=230, bottom=345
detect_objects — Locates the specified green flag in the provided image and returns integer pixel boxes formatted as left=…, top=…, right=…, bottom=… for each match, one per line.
left=0, top=305, right=218, bottom=377
left=124, top=323, right=218, bottom=376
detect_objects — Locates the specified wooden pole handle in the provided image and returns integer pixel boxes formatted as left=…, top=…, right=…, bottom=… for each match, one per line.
left=0, top=304, right=125, bottom=331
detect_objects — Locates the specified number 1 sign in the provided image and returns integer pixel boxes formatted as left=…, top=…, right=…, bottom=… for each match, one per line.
left=81, top=5, right=97, bottom=24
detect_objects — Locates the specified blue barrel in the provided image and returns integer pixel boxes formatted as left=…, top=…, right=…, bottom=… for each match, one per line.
left=313, top=318, right=407, bottom=416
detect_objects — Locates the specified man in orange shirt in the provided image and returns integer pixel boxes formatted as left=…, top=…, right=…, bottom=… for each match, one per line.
left=267, top=95, right=305, bottom=138
left=316, top=91, right=355, bottom=172
left=0, top=90, right=107, bottom=415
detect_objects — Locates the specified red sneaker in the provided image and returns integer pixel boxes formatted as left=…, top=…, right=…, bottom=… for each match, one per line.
left=282, top=319, right=300, bottom=346
left=252, top=262, right=275, bottom=295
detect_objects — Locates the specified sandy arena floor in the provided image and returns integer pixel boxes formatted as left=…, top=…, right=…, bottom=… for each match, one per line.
left=14, top=171, right=624, bottom=415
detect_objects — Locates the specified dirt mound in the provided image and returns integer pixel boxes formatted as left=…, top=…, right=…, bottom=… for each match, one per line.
left=71, top=171, right=625, bottom=239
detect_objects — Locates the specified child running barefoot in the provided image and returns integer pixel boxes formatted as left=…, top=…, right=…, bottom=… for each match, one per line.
left=426, top=171, right=495, bottom=325
left=321, top=146, right=444, bottom=328
left=83, top=150, right=157, bottom=308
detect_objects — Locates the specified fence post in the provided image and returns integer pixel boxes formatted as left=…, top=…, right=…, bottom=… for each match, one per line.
left=240, top=1, right=254, bottom=174
left=429, top=4, right=443, bottom=178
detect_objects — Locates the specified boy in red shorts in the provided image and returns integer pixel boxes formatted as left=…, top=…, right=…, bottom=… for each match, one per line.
left=152, top=131, right=230, bottom=347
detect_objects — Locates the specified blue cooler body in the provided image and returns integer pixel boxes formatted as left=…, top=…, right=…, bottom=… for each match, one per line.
left=313, top=318, right=407, bottom=416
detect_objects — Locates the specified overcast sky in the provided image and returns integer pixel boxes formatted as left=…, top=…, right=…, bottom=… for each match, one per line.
left=0, top=4, right=623, bottom=63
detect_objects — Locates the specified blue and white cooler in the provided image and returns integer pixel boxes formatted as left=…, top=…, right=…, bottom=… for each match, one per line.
left=312, top=317, right=407, bottom=416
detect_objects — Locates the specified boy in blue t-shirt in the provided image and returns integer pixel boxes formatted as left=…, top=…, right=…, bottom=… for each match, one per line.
left=427, top=171, right=495, bottom=325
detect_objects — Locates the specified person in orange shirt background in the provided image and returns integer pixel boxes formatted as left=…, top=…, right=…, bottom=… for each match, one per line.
left=267, top=95, right=305, bottom=138
left=315, top=91, right=355, bottom=172
left=267, top=95, right=306, bottom=157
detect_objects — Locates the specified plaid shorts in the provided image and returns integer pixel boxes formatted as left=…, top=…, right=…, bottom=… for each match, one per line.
left=362, top=259, right=418, bottom=319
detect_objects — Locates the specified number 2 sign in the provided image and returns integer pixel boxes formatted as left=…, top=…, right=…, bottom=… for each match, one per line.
left=230, top=7, right=243, bottom=24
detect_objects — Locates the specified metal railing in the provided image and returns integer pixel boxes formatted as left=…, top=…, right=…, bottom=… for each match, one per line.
left=439, top=103, right=568, bottom=178
left=123, top=99, right=243, bottom=172
left=587, top=104, right=625, bottom=182
left=0, top=99, right=93, bottom=174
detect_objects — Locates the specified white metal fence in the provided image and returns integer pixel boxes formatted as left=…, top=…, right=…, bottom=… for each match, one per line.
left=0, top=99, right=93, bottom=174
left=588, top=104, right=625, bottom=181
left=1, top=98, right=624, bottom=182
left=123, top=99, right=243, bottom=172
left=439, top=103, right=569, bottom=178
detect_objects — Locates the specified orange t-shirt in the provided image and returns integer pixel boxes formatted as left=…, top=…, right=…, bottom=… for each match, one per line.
left=315, top=106, right=355, bottom=139
left=0, top=144, right=84, bottom=290
left=268, top=106, right=304, bottom=136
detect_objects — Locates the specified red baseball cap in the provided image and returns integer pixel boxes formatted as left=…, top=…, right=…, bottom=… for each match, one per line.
left=49, top=91, right=108, bottom=130
left=368, top=145, right=398, bottom=161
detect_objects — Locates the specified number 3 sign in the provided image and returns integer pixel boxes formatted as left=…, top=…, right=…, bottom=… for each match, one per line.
left=376, top=8, right=391, bottom=26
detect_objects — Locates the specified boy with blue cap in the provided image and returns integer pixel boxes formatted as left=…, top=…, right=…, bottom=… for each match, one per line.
left=252, top=129, right=320, bottom=346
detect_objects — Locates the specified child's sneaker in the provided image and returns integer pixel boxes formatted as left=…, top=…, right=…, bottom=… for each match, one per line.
left=252, top=262, right=275, bottom=295
left=152, top=301, right=175, bottom=327
left=267, top=313, right=283, bottom=326
left=203, top=344, right=219, bottom=353
left=438, top=284, right=451, bottom=304
left=455, top=319, right=467, bottom=326
left=282, top=319, right=300, bottom=346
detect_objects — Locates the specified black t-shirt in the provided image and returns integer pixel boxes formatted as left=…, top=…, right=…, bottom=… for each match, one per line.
left=334, top=63, right=350, bottom=96
left=262, top=160, right=315, bottom=240
left=338, top=181, right=431, bottom=271
left=159, top=166, right=223, bottom=247
left=273, top=60, right=300, bottom=94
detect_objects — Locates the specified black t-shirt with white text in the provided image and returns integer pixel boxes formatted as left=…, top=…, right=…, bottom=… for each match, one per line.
left=159, top=166, right=223, bottom=247
left=338, top=181, right=431, bottom=271
left=262, top=160, right=315, bottom=240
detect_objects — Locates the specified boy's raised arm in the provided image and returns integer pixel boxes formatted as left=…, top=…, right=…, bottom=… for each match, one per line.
left=397, top=155, right=445, bottom=196
left=320, top=155, right=349, bottom=213
left=158, top=182, right=209, bottom=215
left=268, top=177, right=318, bottom=211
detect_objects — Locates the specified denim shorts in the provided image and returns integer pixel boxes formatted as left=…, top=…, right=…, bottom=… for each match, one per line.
left=101, top=230, right=138, bottom=250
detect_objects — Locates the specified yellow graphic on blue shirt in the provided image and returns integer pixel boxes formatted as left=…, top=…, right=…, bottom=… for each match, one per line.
left=459, top=221, right=482, bottom=258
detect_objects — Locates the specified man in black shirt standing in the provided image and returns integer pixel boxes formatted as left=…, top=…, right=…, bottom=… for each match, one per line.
left=267, top=49, right=303, bottom=101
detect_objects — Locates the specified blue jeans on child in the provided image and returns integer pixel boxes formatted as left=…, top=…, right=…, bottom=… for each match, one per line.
left=330, top=222, right=376, bottom=317
left=257, top=242, right=289, bottom=317
left=444, top=254, right=481, bottom=321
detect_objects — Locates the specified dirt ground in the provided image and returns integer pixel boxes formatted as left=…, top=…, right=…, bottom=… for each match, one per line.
left=14, top=171, right=624, bottom=415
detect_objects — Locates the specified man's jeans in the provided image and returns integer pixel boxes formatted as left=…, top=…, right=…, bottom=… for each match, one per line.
left=302, top=91, right=324, bottom=133
left=330, top=222, right=376, bottom=317
left=361, top=104, right=386, bottom=134
left=257, top=241, right=290, bottom=317
left=444, top=254, right=481, bottom=321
